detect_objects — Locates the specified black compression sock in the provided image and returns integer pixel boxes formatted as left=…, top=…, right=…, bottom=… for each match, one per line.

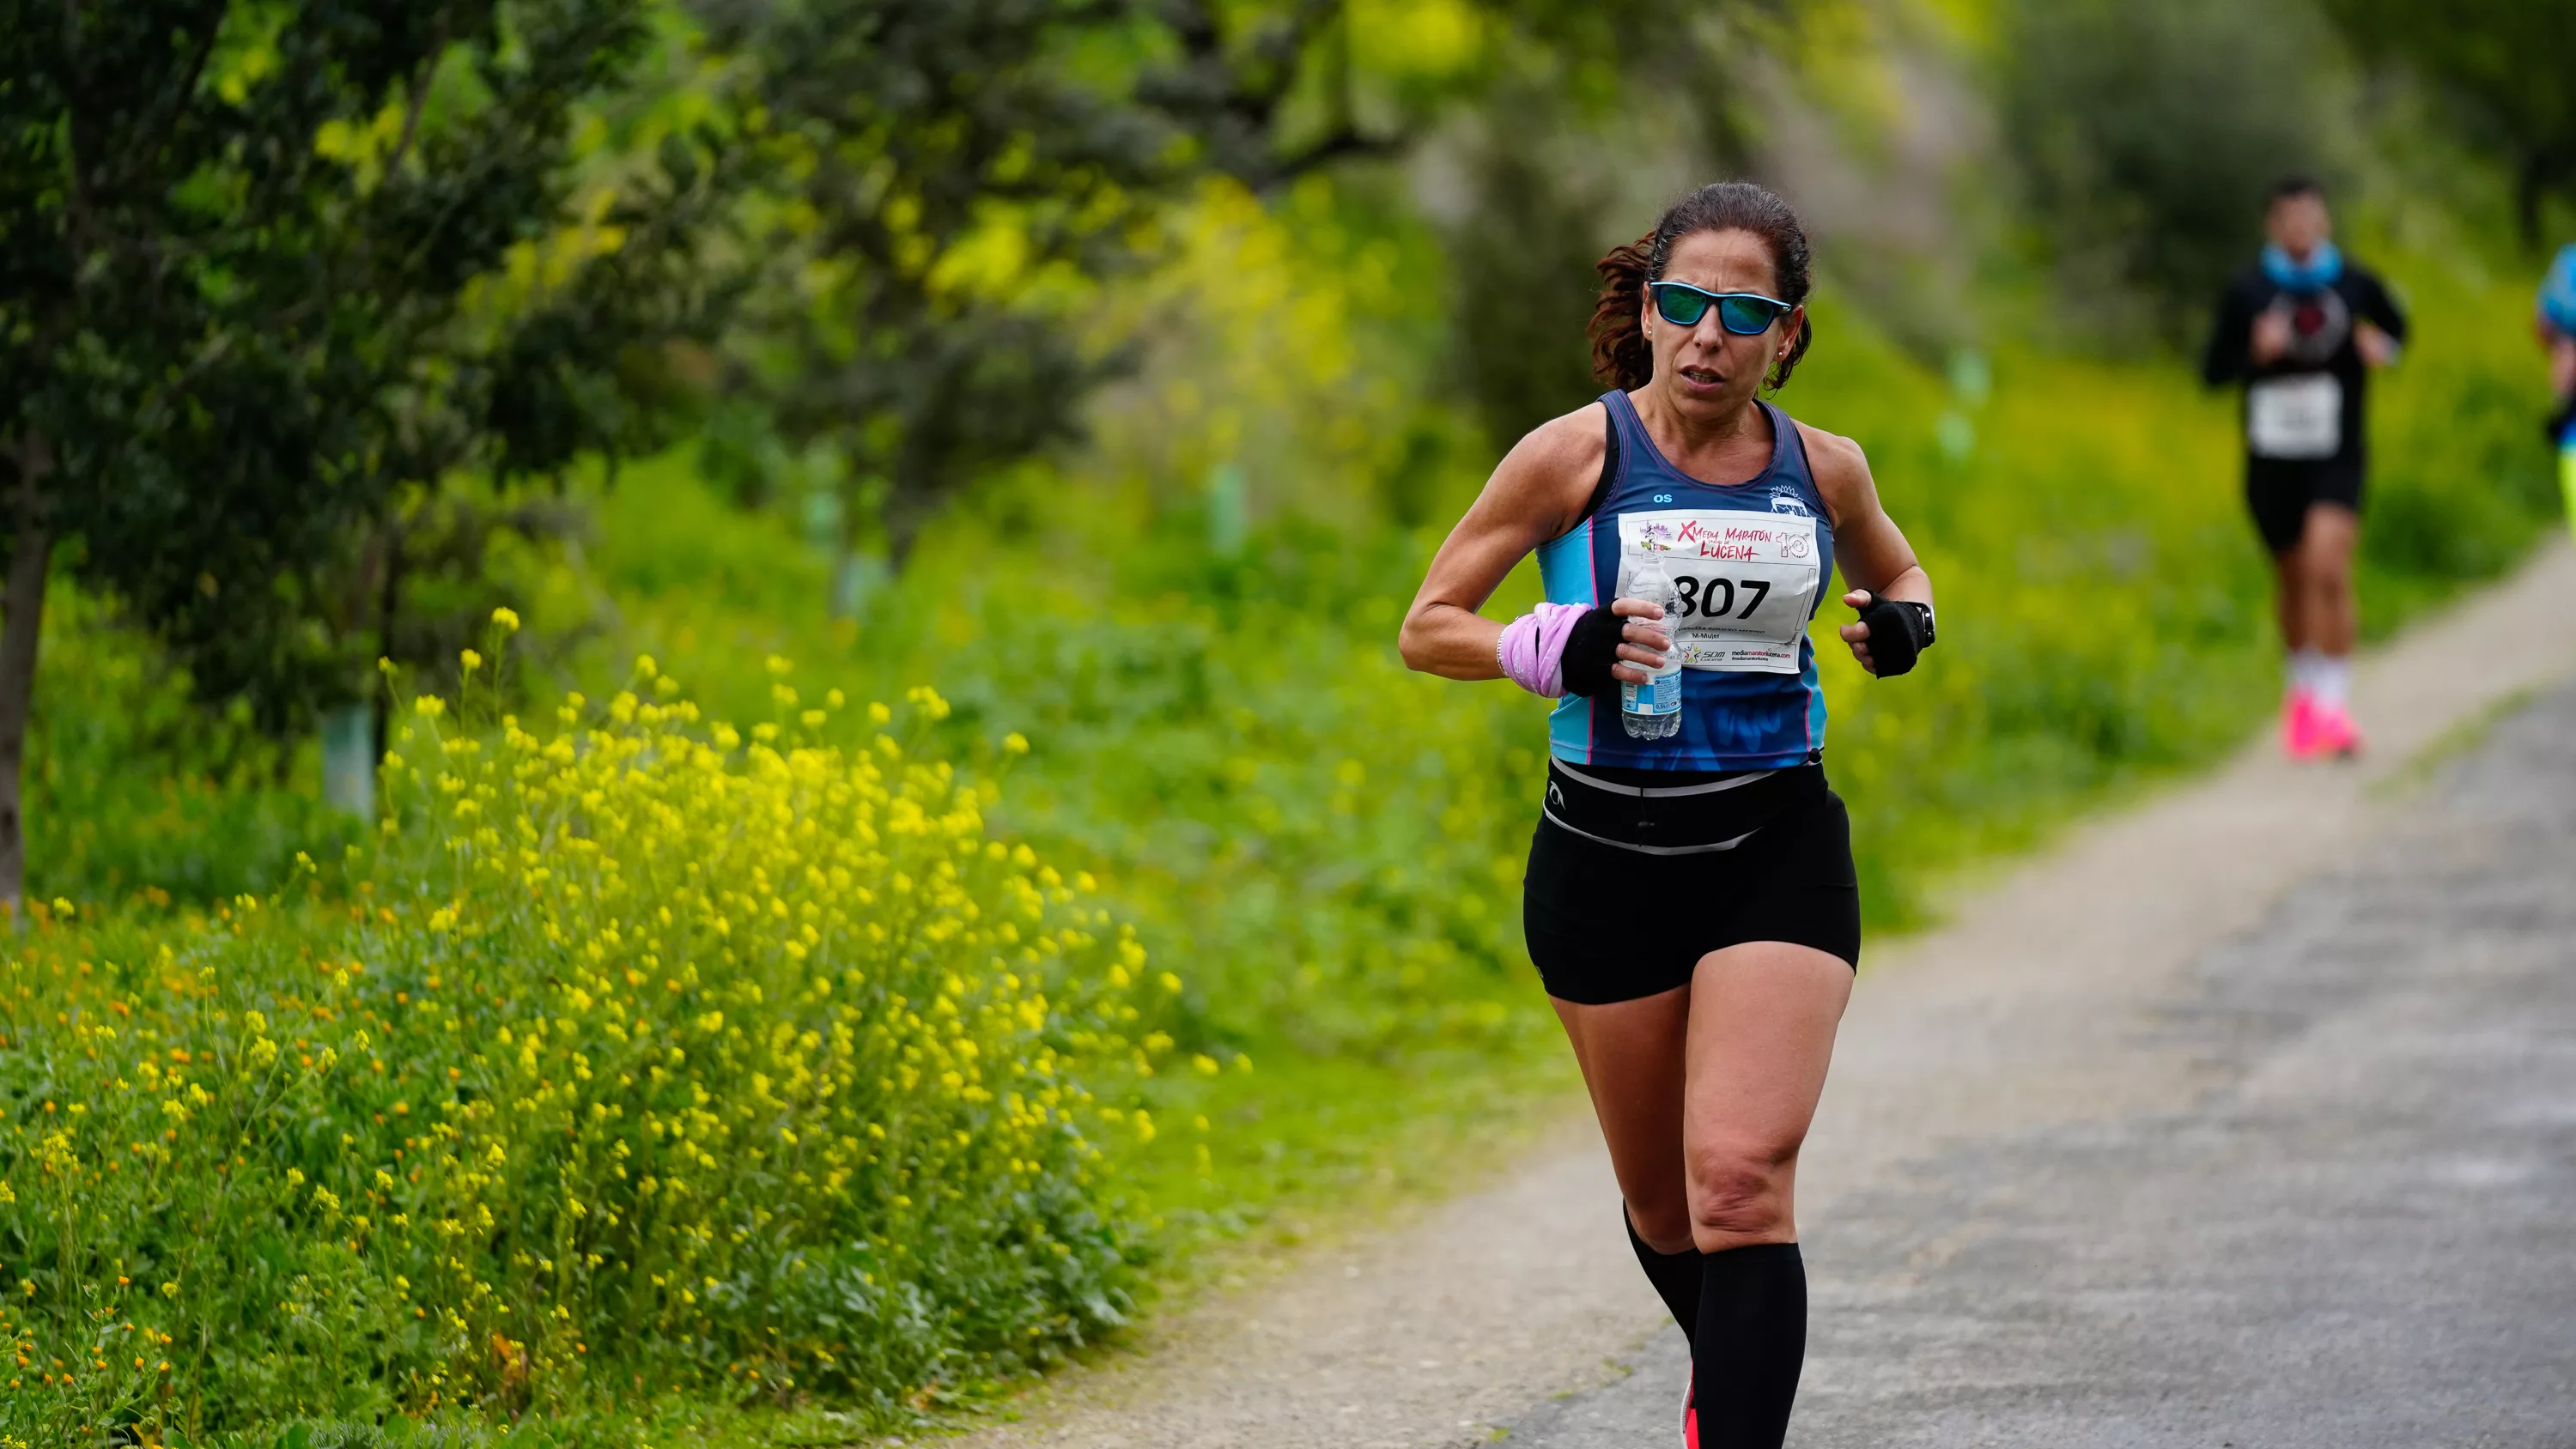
left=1691, top=1241, right=1807, bottom=1449
left=1623, top=1206, right=1702, bottom=1346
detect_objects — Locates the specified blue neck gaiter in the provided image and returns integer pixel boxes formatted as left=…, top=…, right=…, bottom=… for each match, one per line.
left=2262, top=240, right=2343, bottom=293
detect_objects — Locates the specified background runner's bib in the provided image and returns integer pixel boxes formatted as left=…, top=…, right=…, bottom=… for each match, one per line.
left=2247, top=373, right=2342, bottom=459
left=1615, top=510, right=1820, bottom=675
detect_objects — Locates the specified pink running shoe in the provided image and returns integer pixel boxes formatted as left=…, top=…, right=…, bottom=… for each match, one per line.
left=2308, top=701, right=2364, bottom=759
left=1680, top=1370, right=1698, bottom=1449
left=2281, top=691, right=2325, bottom=760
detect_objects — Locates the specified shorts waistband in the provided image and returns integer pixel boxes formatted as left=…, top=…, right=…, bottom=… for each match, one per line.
left=1538, top=807, right=1762, bottom=856
left=1541, top=759, right=1821, bottom=854
left=1550, top=761, right=1778, bottom=799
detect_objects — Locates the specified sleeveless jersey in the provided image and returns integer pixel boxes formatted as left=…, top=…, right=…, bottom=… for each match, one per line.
left=1534, top=391, right=1835, bottom=771
left=2540, top=243, right=2576, bottom=337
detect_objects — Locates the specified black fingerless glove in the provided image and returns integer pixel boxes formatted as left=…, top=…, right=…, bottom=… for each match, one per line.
left=1559, top=606, right=1627, bottom=698
left=2547, top=395, right=2576, bottom=446
left=1854, top=592, right=1935, bottom=677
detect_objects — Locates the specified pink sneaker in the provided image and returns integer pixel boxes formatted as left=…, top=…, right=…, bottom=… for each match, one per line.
left=2308, top=701, right=2364, bottom=759
left=2281, top=691, right=2325, bottom=760
left=1681, top=1370, right=1698, bottom=1449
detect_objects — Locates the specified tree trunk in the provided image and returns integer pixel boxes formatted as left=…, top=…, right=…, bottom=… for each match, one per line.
left=0, top=435, right=55, bottom=918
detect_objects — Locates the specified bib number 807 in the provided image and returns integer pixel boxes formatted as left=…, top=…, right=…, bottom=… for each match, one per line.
left=1671, top=574, right=1771, bottom=621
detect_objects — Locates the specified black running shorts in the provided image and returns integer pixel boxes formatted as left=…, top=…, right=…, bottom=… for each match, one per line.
left=2245, top=457, right=2364, bottom=555
left=1522, top=762, right=1861, bottom=1004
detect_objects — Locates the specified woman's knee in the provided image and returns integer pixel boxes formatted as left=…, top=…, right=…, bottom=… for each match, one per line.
left=1685, top=1142, right=1795, bottom=1246
left=1626, top=1197, right=1696, bottom=1257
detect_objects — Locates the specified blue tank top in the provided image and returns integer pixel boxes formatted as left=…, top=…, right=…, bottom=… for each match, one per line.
left=1534, top=391, right=1835, bottom=771
left=2540, top=243, right=2576, bottom=337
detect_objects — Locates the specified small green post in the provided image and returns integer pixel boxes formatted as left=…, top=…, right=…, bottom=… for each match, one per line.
left=1208, top=462, right=1248, bottom=556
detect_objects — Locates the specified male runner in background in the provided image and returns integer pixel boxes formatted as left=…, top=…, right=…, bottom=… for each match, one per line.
left=2538, top=243, right=2576, bottom=539
left=2203, top=176, right=2405, bottom=759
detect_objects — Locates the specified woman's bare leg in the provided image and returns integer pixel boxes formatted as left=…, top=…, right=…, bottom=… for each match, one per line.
left=1553, top=942, right=1850, bottom=1447
left=1681, top=943, right=1853, bottom=1251
left=1551, top=942, right=1853, bottom=1249
left=1552, top=984, right=1694, bottom=1251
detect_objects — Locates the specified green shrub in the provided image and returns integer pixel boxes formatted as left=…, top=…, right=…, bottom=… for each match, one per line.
left=25, top=586, right=359, bottom=906
left=2357, top=244, right=2567, bottom=624
left=0, top=644, right=1177, bottom=1443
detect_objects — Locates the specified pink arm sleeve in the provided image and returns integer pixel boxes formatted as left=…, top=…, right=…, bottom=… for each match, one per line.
left=1496, top=602, right=1589, bottom=699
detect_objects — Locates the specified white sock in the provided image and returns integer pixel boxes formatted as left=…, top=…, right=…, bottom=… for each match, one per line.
left=2287, top=648, right=2325, bottom=698
left=2309, top=654, right=2352, bottom=710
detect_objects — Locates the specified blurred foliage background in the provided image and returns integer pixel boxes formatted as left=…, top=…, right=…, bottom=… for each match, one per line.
left=3, top=0, right=2573, bottom=1441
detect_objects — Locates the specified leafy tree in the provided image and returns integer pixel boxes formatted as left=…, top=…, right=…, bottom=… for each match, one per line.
left=1434, top=0, right=1780, bottom=446
left=2321, top=0, right=2576, bottom=247
left=1443, top=83, right=1625, bottom=448
left=687, top=0, right=1173, bottom=591
left=690, top=0, right=1800, bottom=585
left=1999, top=0, right=2351, bottom=339
left=689, top=0, right=1521, bottom=596
left=0, top=0, right=711, bottom=906
left=1141, top=0, right=1426, bottom=187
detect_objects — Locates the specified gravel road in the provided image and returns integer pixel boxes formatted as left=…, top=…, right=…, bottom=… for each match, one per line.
left=947, top=539, right=2576, bottom=1449
left=1506, top=676, right=2576, bottom=1448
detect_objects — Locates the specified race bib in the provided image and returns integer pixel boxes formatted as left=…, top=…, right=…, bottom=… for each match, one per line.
left=1615, top=509, right=1820, bottom=676
left=2247, top=373, right=2342, bottom=459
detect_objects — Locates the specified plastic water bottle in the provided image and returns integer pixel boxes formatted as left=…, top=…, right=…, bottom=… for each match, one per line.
left=1620, top=558, right=1683, bottom=740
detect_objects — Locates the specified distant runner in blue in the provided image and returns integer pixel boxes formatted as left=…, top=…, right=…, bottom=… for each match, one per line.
left=1400, top=181, right=1936, bottom=1449
left=2537, top=242, right=2576, bottom=540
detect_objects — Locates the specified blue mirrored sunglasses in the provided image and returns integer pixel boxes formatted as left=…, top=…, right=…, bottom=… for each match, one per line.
left=1647, top=282, right=1795, bottom=336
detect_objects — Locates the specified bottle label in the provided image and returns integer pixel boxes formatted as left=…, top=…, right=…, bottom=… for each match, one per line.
left=1621, top=668, right=1681, bottom=717
left=1615, top=510, right=1821, bottom=676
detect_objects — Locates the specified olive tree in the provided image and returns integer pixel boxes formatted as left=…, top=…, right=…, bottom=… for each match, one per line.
left=2323, top=0, right=2576, bottom=247
left=0, top=0, right=710, bottom=905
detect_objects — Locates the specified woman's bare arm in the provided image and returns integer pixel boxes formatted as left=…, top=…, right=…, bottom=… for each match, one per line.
left=1798, top=422, right=1933, bottom=674
left=1399, top=405, right=1607, bottom=680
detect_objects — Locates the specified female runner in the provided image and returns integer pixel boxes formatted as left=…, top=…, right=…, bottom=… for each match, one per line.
left=1398, top=181, right=1935, bottom=1449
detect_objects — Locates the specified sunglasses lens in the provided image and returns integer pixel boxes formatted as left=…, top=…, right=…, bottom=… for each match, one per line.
left=1719, top=295, right=1783, bottom=334
left=1653, top=286, right=1711, bottom=326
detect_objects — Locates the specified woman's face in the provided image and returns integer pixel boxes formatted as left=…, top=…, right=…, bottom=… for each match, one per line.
left=1643, top=227, right=1801, bottom=421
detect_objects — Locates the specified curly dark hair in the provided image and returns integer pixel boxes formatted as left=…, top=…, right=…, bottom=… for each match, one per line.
left=1589, top=181, right=1815, bottom=394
